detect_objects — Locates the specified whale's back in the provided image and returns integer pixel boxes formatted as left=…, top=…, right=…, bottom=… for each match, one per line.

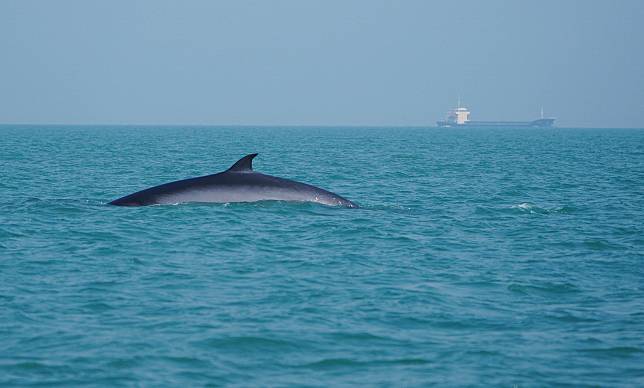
left=109, top=154, right=357, bottom=208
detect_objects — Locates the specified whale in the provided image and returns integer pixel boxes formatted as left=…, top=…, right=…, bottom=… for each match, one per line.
left=109, top=153, right=357, bottom=208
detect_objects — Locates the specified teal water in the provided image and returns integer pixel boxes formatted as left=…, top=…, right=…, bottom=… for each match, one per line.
left=1, top=125, right=643, bottom=386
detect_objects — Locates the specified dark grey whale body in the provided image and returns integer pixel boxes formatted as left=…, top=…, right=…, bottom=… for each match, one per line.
left=109, top=153, right=357, bottom=208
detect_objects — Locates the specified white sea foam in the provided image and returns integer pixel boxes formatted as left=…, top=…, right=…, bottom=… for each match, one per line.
left=512, top=202, right=534, bottom=210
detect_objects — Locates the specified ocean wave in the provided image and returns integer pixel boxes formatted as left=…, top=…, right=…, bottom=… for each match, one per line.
left=508, top=202, right=576, bottom=214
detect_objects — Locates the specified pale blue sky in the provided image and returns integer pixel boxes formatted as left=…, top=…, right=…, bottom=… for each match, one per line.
left=1, top=0, right=643, bottom=127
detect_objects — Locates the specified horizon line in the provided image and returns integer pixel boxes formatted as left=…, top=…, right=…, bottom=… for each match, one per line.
left=0, top=122, right=642, bottom=129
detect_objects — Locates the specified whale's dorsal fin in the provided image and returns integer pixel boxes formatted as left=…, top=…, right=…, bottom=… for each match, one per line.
left=227, top=153, right=258, bottom=173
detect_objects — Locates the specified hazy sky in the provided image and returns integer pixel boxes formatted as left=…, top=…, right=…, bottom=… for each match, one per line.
left=1, top=0, right=643, bottom=127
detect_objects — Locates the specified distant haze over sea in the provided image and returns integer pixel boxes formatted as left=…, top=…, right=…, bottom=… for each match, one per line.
left=1, top=1, right=643, bottom=128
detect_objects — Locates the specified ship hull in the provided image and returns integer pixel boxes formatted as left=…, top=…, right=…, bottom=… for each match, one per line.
left=437, top=118, right=555, bottom=128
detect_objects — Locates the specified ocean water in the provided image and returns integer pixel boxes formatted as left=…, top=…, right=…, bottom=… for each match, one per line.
left=1, top=125, right=643, bottom=386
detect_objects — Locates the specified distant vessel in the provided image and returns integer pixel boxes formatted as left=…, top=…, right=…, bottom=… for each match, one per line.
left=437, top=102, right=555, bottom=128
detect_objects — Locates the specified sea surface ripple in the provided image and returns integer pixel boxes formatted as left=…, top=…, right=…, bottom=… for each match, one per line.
left=1, top=126, right=643, bottom=386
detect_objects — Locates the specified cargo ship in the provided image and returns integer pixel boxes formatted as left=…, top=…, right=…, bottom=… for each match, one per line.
left=437, top=103, right=555, bottom=128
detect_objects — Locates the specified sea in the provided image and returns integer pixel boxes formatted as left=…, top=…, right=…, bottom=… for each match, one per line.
left=1, top=125, right=643, bottom=386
